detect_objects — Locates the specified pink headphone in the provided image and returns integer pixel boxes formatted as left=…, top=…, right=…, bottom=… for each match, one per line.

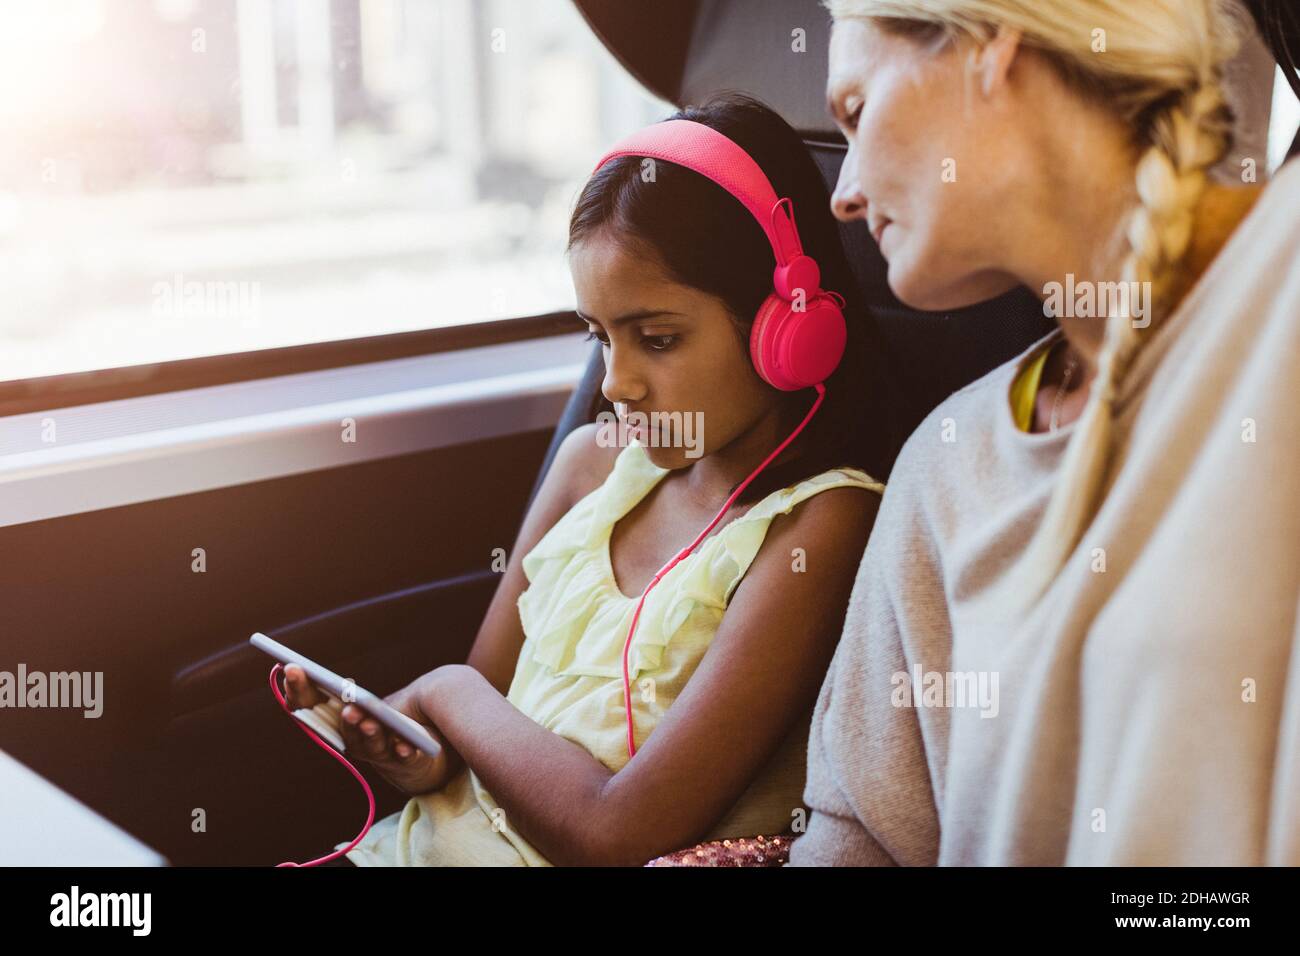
left=592, top=118, right=846, bottom=758
left=591, top=118, right=847, bottom=391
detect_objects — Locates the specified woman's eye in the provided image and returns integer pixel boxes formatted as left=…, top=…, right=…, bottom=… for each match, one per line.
left=582, top=329, right=609, bottom=347
left=845, top=103, right=862, bottom=130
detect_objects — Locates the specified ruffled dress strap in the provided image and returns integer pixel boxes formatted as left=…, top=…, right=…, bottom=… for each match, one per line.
left=516, top=438, right=883, bottom=682
left=520, top=437, right=668, bottom=578
left=516, top=439, right=668, bottom=678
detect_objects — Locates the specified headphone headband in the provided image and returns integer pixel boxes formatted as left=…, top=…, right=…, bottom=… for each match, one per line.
left=591, top=119, right=807, bottom=272
left=590, top=117, right=846, bottom=396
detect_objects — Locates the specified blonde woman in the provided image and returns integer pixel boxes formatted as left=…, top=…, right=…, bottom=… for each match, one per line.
left=793, top=0, right=1299, bottom=865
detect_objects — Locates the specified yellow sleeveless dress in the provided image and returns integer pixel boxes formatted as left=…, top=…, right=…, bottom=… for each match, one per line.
left=341, top=437, right=884, bottom=865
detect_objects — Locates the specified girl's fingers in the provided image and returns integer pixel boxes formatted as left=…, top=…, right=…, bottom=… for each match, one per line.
left=338, top=705, right=369, bottom=750
left=341, top=704, right=397, bottom=760
left=338, top=705, right=425, bottom=769
left=284, top=665, right=325, bottom=707
left=357, top=719, right=386, bottom=757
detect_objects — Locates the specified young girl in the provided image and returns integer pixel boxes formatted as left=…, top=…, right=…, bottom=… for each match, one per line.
left=284, top=93, right=891, bottom=866
left=795, top=0, right=1299, bottom=865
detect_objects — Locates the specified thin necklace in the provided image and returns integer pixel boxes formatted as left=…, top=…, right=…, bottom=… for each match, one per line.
left=1049, top=339, right=1079, bottom=433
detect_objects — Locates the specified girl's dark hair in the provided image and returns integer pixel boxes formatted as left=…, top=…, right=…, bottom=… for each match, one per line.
left=567, top=91, right=898, bottom=503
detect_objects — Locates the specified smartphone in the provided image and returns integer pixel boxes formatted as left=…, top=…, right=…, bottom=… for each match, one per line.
left=249, top=632, right=443, bottom=761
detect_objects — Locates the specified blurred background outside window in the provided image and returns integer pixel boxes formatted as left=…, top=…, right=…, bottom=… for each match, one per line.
left=0, top=0, right=671, bottom=382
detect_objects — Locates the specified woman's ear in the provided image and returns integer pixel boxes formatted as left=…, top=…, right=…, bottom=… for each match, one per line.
left=972, top=25, right=1023, bottom=97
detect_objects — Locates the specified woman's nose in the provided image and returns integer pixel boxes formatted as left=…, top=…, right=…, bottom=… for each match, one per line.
left=831, top=152, right=867, bottom=223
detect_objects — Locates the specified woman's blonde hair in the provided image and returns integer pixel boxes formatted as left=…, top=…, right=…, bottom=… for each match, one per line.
left=826, top=0, right=1244, bottom=612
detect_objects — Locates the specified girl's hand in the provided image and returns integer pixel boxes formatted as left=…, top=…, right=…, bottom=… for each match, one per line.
left=282, top=664, right=456, bottom=796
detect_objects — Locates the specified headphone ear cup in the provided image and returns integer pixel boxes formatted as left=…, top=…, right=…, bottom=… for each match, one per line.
left=749, top=294, right=788, bottom=389
left=750, top=293, right=847, bottom=391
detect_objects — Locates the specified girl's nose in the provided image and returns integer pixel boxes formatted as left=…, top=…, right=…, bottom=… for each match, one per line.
left=601, top=349, right=645, bottom=409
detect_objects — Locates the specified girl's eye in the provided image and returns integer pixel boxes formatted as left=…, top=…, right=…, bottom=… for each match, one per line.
left=845, top=103, right=862, bottom=131
left=583, top=329, right=677, bottom=352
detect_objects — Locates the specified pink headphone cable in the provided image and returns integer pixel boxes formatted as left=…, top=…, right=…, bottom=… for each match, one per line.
left=620, top=382, right=827, bottom=758
left=267, top=662, right=376, bottom=867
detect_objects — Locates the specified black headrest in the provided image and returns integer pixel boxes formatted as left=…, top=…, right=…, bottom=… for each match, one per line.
left=1244, top=1, right=1300, bottom=101
left=575, top=0, right=836, bottom=137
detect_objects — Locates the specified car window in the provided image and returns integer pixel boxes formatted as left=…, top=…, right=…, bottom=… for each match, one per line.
left=0, top=0, right=670, bottom=384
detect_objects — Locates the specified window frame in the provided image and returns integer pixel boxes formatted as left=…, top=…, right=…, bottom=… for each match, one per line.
left=0, top=311, right=580, bottom=419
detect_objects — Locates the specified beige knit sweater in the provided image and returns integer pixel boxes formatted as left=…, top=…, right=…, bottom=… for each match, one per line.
left=790, top=158, right=1300, bottom=866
